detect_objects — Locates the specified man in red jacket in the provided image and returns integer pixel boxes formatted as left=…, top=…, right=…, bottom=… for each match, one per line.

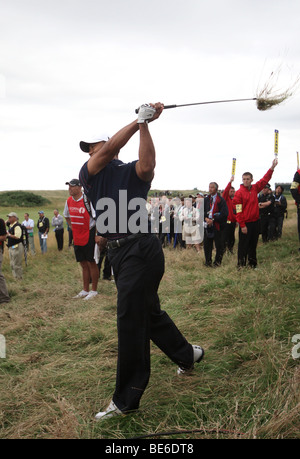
left=233, top=159, right=278, bottom=268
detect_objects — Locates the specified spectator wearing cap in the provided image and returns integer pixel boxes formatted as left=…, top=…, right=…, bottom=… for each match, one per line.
left=258, top=183, right=275, bottom=243
left=63, top=178, right=99, bottom=300
left=0, top=217, right=10, bottom=303
left=6, top=212, right=23, bottom=279
left=37, top=211, right=49, bottom=254
left=189, top=194, right=196, bottom=208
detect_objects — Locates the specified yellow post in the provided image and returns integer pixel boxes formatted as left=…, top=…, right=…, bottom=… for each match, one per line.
left=232, top=158, right=236, bottom=177
left=274, top=130, right=279, bottom=159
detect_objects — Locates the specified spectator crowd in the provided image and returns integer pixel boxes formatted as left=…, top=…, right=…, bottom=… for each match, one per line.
left=0, top=166, right=297, bottom=305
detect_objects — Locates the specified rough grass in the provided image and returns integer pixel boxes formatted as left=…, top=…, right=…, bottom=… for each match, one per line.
left=0, top=198, right=299, bottom=439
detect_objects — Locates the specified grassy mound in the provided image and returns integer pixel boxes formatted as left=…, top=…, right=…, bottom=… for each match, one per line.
left=0, top=191, right=51, bottom=208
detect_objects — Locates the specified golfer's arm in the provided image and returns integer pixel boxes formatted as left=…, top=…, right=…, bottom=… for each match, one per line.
left=87, top=120, right=139, bottom=176
left=135, top=123, right=156, bottom=182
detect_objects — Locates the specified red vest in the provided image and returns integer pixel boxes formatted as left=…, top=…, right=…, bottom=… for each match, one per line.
left=67, top=196, right=90, bottom=246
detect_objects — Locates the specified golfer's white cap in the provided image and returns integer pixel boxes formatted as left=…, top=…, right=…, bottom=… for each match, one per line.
left=79, top=134, right=110, bottom=153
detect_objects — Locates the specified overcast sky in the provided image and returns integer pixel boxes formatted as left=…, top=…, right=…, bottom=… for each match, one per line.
left=1, top=0, right=300, bottom=193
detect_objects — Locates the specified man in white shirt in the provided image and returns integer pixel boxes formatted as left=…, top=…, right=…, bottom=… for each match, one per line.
left=22, top=213, right=35, bottom=255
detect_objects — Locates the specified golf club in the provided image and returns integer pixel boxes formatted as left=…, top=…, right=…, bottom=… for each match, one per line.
left=135, top=98, right=257, bottom=114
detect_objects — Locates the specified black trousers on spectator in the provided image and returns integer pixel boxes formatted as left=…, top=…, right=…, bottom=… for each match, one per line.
left=108, top=234, right=193, bottom=412
left=224, top=222, right=236, bottom=253
left=204, top=228, right=225, bottom=266
left=260, top=215, right=270, bottom=243
left=55, top=228, right=64, bottom=251
left=238, top=220, right=260, bottom=267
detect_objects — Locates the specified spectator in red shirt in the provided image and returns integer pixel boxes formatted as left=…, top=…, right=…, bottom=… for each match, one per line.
left=233, top=159, right=278, bottom=268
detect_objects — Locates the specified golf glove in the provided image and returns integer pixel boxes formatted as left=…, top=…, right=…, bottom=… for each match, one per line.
left=137, top=104, right=156, bottom=123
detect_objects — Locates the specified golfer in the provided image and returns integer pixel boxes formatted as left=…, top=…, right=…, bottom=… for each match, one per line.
left=79, top=103, right=204, bottom=420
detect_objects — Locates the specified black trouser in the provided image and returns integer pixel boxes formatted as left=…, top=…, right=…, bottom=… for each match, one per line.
left=224, top=222, right=236, bottom=253
left=55, top=228, right=64, bottom=251
left=238, top=220, right=260, bottom=267
left=173, top=232, right=186, bottom=249
left=260, top=215, right=270, bottom=243
left=98, top=248, right=111, bottom=279
left=68, top=228, right=73, bottom=246
left=108, top=234, right=193, bottom=412
left=204, top=228, right=225, bottom=266
left=269, top=214, right=284, bottom=240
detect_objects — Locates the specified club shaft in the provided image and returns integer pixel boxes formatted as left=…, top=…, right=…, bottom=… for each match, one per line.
left=164, top=98, right=257, bottom=109
left=135, top=98, right=257, bottom=114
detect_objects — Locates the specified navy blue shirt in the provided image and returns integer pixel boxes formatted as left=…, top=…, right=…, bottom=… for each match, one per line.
left=79, top=159, right=151, bottom=240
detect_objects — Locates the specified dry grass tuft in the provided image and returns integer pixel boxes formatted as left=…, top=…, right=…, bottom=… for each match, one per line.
left=255, top=66, right=300, bottom=111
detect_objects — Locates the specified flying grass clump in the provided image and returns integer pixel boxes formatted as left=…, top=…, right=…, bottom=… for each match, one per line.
left=255, top=69, right=300, bottom=111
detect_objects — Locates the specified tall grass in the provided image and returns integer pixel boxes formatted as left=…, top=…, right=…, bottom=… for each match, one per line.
left=0, top=196, right=299, bottom=439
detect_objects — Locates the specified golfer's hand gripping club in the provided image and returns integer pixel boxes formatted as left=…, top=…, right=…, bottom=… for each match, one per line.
left=135, top=104, right=174, bottom=114
left=136, top=103, right=164, bottom=123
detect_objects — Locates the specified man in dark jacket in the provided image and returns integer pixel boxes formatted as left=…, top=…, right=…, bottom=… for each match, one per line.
left=290, top=169, right=300, bottom=250
left=272, top=185, right=287, bottom=239
left=204, top=182, right=228, bottom=267
left=37, top=211, right=49, bottom=254
left=258, top=183, right=275, bottom=243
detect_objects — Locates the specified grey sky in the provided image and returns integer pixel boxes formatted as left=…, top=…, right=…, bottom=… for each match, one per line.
left=1, top=0, right=299, bottom=192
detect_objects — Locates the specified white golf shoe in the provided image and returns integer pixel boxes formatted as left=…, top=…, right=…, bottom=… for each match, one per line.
left=177, top=345, right=205, bottom=375
left=95, top=400, right=123, bottom=421
left=72, top=290, right=89, bottom=299
left=83, top=290, right=98, bottom=301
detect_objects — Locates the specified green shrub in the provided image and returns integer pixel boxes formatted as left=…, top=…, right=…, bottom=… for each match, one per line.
left=0, top=191, right=50, bottom=207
